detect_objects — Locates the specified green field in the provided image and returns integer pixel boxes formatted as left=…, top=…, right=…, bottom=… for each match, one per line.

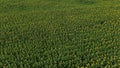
left=0, top=0, right=120, bottom=68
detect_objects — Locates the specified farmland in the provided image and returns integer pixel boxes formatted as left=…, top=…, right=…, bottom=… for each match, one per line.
left=0, top=0, right=120, bottom=68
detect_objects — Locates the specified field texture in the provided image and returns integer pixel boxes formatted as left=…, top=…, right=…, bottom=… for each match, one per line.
left=0, top=0, right=120, bottom=68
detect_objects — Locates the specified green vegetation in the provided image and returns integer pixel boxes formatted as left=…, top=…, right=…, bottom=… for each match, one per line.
left=0, top=0, right=120, bottom=68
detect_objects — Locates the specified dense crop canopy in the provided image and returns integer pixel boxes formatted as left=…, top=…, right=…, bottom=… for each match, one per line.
left=0, top=0, right=120, bottom=68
